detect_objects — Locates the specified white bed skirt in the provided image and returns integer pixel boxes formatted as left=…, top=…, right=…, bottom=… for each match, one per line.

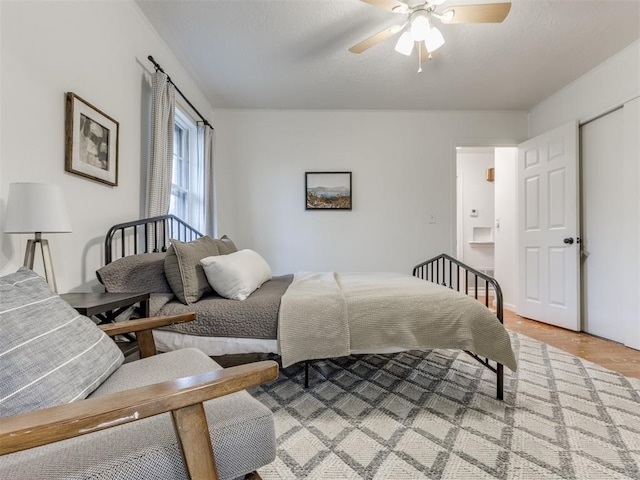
left=153, top=330, right=412, bottom=357
left=153, top=330, right=278, bottom=356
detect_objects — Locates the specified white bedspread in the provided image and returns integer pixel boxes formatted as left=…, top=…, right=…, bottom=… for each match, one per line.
left=277, top=272, right=350, bottom=367
left=278, top=272, right=517, bottom=371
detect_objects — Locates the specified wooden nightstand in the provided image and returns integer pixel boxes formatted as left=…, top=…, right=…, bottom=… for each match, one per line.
left=60, top=292, right=150, bottom=321
left=61, top=292, right=150, bottom=359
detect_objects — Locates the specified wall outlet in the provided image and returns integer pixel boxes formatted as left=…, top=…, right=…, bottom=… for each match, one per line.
left=428, top=213, right=436, bottom=224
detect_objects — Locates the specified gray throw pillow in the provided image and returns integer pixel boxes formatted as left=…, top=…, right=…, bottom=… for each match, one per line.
left=214, top=235, right=238, bottom=255
left=96, top=252, right=173, bottom=294
left=0, top=268, right=124, bottom=417
left=164, top=236, right=220, bottom=304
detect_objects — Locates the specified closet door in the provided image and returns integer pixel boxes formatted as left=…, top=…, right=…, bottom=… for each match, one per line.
left=580, top=108, right=626, bottom=342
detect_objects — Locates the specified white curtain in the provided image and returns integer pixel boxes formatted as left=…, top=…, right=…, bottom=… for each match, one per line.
left=145, top=71, right=175, bottom=220
left=199, top=124, right=216, bottom=237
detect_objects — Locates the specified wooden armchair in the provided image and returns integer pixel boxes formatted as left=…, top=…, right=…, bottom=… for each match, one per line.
left=0, top=312, right=279, bottom=480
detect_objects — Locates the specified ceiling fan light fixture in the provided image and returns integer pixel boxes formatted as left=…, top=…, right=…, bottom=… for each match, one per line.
left=350, top=0, right=510, bottom=70
left=410, top=14, right=430, bottom=41
left=425, top=26, right=445, bottom=52
left=394, top=31, right=415, bottom=56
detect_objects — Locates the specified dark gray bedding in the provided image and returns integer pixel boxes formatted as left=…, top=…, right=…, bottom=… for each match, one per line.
left=156, top=274, right=293, bottom=339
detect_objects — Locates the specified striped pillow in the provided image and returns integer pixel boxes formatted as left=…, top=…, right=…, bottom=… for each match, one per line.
left=0, top=268, right=124, bottom=417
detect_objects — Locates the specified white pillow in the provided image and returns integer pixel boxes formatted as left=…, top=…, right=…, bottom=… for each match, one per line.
left=200, top=249, right=272, bottom=300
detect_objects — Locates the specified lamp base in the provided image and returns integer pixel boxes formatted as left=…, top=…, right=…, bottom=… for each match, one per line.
left=24, top=232, right=58, bottom=293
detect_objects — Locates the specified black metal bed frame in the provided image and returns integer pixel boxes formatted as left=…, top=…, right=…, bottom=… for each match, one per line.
left=413, top=253, right=504, bottom=400
left=104, top=216, right=504, bottom=399
left=303, top=254, right=505, bottom=399
left=104, top=214, right=203, bottom=265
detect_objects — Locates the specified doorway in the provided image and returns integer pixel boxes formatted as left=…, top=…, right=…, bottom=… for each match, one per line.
left=456, top=146, right=518, bottom=310
left=456, top=147, right=496, bottom=279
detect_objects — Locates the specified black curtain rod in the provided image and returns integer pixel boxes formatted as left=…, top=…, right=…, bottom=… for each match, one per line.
left=148, top=55, right=212, bottom=129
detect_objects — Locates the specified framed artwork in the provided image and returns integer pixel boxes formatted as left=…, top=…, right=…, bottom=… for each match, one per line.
left=65, top=92, right=119, bottom=186
left=305, top=171, right=352, bottom=210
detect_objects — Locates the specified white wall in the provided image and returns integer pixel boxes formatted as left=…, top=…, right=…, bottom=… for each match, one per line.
left=529, top=40, right=640, bottom=350
left=494, top=148, right=518, bottom=311
left=456, top=149, right=495, bottom=273
left=214, top=110, right=528, bottom=275
left=0, top=1, right=214, bottom=292
left=529, top=41, right=640, bottom=136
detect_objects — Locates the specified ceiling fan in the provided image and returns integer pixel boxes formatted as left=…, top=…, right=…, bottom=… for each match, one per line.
left=349, top=0, right=511, bottom=72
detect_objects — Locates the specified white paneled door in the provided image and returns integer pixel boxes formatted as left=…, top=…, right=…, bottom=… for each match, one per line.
left=517, top=121, right=580, bottom=330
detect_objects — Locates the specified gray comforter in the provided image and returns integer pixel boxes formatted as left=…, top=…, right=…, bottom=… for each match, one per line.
left=158, top=274, right=293, bottom=339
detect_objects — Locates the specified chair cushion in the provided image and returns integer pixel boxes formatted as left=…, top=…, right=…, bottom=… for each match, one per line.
left=164, top=236, right=219, bottom=304
left=0, top=268, right=123, bottom=417
left=0, top=348, right=276, bottom=480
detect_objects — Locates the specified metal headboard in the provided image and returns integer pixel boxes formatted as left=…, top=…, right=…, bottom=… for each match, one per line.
left=104, top=214, right=203, bottom=264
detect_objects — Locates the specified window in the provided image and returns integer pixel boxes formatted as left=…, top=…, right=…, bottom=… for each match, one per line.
left=169, top=108, right=204, bottom=231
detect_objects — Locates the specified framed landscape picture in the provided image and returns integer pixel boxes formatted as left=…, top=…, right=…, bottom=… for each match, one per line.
left=65, top=92, right=119, bottom=186
left=305, top=171, right=352, bottom=210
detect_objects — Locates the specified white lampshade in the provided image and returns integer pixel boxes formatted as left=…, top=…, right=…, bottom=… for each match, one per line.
left=410, top=15, right=430, bottom=41
left=394, top=31, right=415, bottom=56
left=4, top=183, right=72, bottom=234
left=425, top=26, right=445, bottom=52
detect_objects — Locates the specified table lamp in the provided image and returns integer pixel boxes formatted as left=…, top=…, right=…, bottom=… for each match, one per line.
left=4, top=182, right=72, bottom=292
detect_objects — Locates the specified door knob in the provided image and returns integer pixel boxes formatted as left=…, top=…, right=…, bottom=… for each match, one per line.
left=563, top=237, right=574, bottom=245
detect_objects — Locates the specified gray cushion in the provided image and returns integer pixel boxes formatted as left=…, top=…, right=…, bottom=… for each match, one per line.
left=164, top=236, right=220, bottom=304
left=96, top=252, right=173, bottom=295
left=0, top=268, right=124, bottom=417
left=214, top=235, right=238, bottom=255
left=0, top=348, right=276, bottom=480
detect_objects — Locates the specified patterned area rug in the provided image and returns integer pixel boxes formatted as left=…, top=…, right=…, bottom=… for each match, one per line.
left=252, top=332, right=640, bottom=479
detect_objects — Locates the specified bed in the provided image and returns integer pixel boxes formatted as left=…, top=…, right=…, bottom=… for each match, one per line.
left=100, top=215, right=516, bottom=399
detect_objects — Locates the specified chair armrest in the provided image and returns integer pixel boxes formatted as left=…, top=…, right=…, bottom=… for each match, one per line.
left=0, top=360, right=279, bottom=455
left=98, top=313, right=196, bottom=336
left=99, top=313, right=196, bottom=358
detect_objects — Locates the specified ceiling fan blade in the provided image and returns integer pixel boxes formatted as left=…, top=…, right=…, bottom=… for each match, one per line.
left=348, top=23, right=405, bottom=54
left=441, top=2, right=511, bottom=24
left=358, top=0, right=408, bottom=12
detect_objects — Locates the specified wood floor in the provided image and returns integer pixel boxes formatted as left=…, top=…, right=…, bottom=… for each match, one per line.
left=504, top=309, right=640, bottom=379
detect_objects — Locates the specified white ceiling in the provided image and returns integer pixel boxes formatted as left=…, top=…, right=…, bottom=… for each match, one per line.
left=136, top=0, right=640, bottom=111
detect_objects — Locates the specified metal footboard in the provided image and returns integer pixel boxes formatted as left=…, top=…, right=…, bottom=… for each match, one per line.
left=105, top=214, right=203, bottom=265
left=413, top=253, right=505, bottom=400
